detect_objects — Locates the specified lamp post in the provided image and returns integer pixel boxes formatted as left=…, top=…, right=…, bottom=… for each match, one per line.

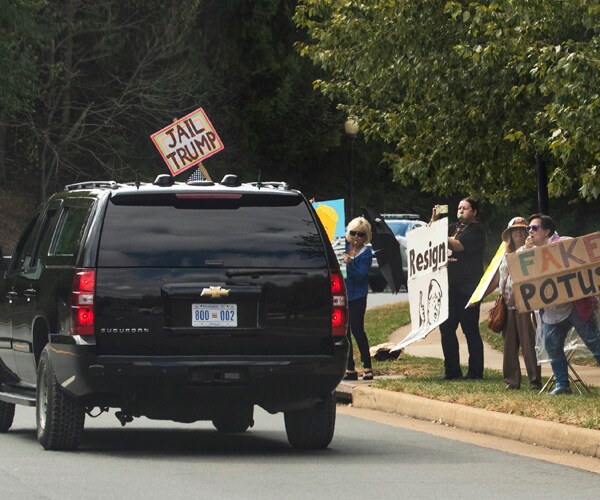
left=344, top=119, right=359, bottom=220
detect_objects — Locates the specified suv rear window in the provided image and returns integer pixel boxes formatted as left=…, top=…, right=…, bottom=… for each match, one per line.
left=97, top=192, right=326, bottom=268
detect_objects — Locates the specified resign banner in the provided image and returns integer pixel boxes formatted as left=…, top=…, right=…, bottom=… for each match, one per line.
left=507, top=232, right=600, bottom=313
left=392, top=218, right=449, bottom=351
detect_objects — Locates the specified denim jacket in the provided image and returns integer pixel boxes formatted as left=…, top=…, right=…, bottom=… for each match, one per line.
left=345, top=245, right=373, bottom=301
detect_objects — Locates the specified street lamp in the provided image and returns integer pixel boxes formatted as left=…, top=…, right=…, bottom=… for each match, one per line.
left=344, top=119, right=359, bottom=219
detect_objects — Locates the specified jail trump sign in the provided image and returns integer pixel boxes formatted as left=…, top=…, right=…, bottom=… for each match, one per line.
left=151, top=108, right=224, bottom=176
left=507, top=232, right=600, bottom=312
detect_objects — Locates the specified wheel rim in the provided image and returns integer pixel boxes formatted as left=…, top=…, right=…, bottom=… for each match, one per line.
left=38, top=363, right=48, bottom=431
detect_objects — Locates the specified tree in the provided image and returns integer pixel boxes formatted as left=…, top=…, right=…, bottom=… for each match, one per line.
left=0, top=0, right=44, bottom=183
left=4, top=0, right=203, bottom=199
left=294, top=0, right=600, bottom=202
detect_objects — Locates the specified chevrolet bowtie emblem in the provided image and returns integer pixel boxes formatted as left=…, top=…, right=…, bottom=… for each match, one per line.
left=201, top=286, right=231, bottom=298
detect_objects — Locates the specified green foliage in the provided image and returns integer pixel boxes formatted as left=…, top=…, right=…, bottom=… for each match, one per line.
left=295, top=0, right=600, bottom=202
left=1, top=0, right=351, bottom=202
left=0, top=0, right=44, bottom=116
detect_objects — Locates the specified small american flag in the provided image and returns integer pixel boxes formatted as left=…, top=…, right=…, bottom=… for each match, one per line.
left=187, top=167, right=206, bottom=182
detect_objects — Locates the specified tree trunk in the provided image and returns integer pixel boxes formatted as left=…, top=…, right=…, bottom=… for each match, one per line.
left=536, top=155, right=549, bottom=215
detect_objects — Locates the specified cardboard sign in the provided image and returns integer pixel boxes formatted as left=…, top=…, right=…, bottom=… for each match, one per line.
left=392, top=219, right=449, bottom=351
left=507, top=232, right=600, bottom=312
left=151, top=108, right=224, bottom=176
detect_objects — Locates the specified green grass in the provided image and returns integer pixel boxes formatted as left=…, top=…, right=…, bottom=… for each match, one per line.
left=359, top=302, right=600, bottom=430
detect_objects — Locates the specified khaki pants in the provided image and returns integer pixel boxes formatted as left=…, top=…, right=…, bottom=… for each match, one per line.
left=503, top=309, right=541, bottom=389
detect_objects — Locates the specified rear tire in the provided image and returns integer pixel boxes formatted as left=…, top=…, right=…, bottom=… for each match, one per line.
left=284, top=392, right=336, bottom=449
left=36, top=347, right=85, bottom=450
left=0, top=401, right=15, bottom=432
left=212, top=407, right=254, bottom=433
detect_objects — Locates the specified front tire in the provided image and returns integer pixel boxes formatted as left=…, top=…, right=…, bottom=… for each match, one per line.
left=284, top=392, right=336, bottom=449
left=0, top=401, right=15, bottom=432
left=36, top=347, right=85, bottom=450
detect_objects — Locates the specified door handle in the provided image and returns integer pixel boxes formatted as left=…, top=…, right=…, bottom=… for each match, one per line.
left=6, top=290, right=18, bottom=300
left=24, top=288, right=37, bottom=300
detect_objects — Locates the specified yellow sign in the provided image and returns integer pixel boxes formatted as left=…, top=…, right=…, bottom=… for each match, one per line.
left=151, top=108, right=224, bottom=176
left=315, top=205, right=338, bottom=242
left=466, top=243, right=506, bottom=307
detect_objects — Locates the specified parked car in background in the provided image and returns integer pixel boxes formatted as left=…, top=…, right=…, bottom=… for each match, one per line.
left=369, top=214, right=426, bottom=292
left=332, top=214, right=426, bottom=293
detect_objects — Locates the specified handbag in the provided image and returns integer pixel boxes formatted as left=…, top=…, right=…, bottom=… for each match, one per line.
left=487, top=275, right=507, bottom=333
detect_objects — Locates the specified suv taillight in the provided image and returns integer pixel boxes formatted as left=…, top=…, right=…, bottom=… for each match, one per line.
left=70, top=268, right=95, bottom=335
left=330, top=270, right=348, bottom=337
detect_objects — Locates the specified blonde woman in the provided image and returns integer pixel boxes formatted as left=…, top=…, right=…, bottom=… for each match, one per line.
left=342, top=217, right=374, bottom=381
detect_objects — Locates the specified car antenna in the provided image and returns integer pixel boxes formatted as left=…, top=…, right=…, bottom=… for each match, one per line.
left=256, top=169, right=262, bottom=189
left=135, top=172, right=140, bottom=190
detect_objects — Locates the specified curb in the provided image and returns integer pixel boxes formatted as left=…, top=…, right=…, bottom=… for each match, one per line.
left=336, top=383, right=600, bottom=459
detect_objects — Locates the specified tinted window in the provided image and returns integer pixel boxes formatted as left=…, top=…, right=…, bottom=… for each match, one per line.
left=10, top=214, right=39, bottom=271
left=97, top=193, right=326, bottom=268
left=51, top=206, right=90, bottom=257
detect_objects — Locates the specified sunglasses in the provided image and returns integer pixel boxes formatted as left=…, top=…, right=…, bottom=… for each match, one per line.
left=526, top=224, right=541, bottom=232
left=349, top=230, right=366, bottom=238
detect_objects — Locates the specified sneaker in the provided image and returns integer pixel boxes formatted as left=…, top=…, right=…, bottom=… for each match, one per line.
left=505, top=384, right=519, bottom=390
left=362, top=369, right=373, bottom=381
left=343, top=370, right=358, bottom=381
left=550, top=386, right=573, bottom=395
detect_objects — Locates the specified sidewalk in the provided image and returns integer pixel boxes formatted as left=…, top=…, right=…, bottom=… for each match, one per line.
left=337, top=300, right=600, bottom=459
left=390, top=301, right=600, bottom=388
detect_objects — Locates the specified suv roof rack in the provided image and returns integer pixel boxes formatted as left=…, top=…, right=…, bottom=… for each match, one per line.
left=65, top=181, right=119, bottom=191
left=248, top=181, right=290, bottom=191
left=381, top=213, right=421, bottom=220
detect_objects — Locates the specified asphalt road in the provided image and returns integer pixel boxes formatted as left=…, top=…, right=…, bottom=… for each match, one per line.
left=367, top=290, right=408, bottom=308
left=2, top=405, right=598, bottom=499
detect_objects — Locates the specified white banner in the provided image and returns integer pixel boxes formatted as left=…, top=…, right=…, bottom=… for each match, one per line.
left=392, top=219, right=449, bottom=351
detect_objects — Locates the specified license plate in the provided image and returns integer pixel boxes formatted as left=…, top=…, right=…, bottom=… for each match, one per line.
left=192, top=304, right=237, bottom=327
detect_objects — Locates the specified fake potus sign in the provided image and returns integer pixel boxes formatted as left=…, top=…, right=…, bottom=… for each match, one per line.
left=507, top=232, right=600, bottom=312
left=392, top=219, right=449, bottom=351
left=151, top=108, right=224, bottom=176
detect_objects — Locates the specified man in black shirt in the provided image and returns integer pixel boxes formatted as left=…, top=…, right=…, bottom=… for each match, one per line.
left=432, top=198, right=486, bottom=379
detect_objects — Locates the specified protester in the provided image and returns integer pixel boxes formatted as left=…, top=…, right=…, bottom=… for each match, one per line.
left=521, top=214, right=600, bottom=395
left=487, top=217, right=541, bottom=390
left=432, top=198, right=486, bottom=380
left=342, top=217, right=374, bottom=381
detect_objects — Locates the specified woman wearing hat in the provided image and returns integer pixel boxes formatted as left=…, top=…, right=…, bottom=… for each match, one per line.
left=489, top=217, right=541, bottom=390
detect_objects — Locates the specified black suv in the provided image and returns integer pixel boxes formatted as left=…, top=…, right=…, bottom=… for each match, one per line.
left=0, top=175, right=349, bottom=450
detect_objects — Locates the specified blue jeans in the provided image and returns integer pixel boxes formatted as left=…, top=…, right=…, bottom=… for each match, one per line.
left=543, top=310, right=600, bottom=389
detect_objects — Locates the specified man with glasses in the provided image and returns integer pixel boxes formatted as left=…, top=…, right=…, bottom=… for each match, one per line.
left=522, top=214, right=600, bottom=395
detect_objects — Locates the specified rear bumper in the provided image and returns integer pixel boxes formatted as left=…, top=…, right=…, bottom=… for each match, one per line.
left=46, top=338, right=349, bottom=414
